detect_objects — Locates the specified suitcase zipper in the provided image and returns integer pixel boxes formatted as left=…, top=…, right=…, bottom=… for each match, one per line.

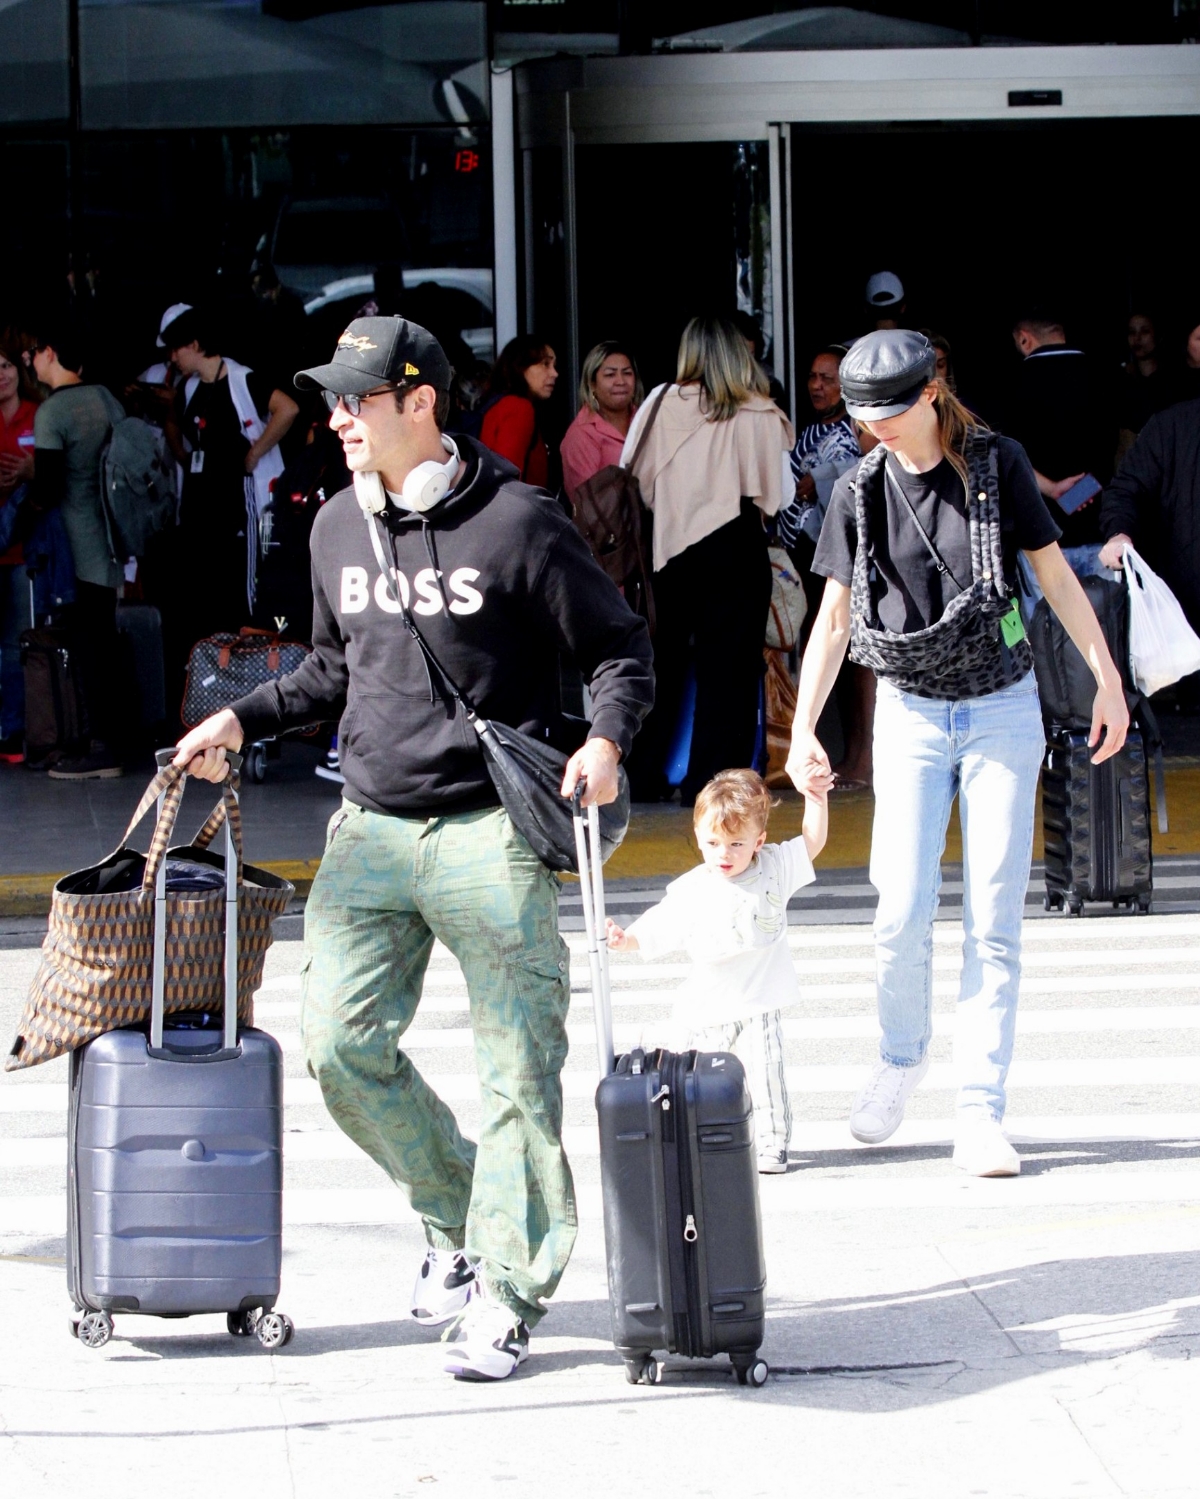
left=674, top=1052, right=705, bottom=1356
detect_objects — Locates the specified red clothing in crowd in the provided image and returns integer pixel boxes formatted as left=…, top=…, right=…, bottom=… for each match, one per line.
left=559, top=404, right=633, bottom=505
left=479, top=394, right=549, bottom=487
left=0, top=398, right=37, bottom=565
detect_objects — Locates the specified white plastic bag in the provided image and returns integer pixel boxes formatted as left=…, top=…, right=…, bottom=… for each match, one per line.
left=1123, top=544, right=1200, bottom=697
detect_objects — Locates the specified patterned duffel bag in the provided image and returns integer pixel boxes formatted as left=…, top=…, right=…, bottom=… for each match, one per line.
left=181, top=626, right=310, bottom=729
left=6, top=762, right=293, bottom=1070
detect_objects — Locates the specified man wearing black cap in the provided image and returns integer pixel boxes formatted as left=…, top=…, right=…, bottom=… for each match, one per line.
left=174, top=318, right=654, bottom=1381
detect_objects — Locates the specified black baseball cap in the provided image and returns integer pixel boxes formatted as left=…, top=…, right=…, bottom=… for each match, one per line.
left=839, top=330, right=937, bottom=421
left=295, top=316, right=452, bottom=397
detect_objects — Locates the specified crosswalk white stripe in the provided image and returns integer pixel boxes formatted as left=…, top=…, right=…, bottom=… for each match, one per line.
left=6, top=1168, right=1200, bottom=1237
left=4, top=1055, right=1198, bottom=1114
left=252, top=970, right=1199, bottom=1018
left=5, top=1113, right=1199, bottom=1172
left=250, top=1005, right=1200, bottom=1054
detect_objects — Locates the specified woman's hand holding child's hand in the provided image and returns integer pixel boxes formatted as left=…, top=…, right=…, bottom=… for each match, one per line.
left=606, top=918, right=637, bottom=952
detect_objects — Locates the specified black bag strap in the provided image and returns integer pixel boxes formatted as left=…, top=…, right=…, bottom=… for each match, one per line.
left=882, top=463, right=968, bottom=594
left=364, top=509, right=480, bottom=719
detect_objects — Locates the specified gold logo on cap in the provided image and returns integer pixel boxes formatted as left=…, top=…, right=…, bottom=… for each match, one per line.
left=339, top=332, right=378, bottom=352
left=404, top=362, right=420, bottom=375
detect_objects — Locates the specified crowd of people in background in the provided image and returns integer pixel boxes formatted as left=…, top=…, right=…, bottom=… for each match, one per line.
left=1, top=267, right=1199, bottom=792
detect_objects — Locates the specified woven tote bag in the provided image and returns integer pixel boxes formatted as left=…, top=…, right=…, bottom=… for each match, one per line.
left=6, top=763, right=293, bottom=1071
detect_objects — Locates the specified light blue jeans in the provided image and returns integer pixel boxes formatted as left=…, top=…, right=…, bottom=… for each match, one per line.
left=868, top=672, right=1045, bottom=1122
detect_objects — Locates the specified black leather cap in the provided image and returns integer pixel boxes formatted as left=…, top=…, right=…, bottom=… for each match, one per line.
left=840, top=330, right=937, bottom=421
left=295, top=316, right=452, bottom=396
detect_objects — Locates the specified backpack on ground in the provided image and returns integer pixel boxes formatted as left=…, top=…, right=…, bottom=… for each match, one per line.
left=100, top=416, right=177, bottom=562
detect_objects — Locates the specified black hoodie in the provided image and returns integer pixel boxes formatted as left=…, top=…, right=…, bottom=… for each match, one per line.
left=231, top=438, right=654, bottom=816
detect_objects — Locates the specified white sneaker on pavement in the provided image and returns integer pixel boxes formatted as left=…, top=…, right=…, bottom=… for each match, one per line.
left=757, top=1149, right=788, bottom=1174
left=410, top=1248, right=475, bottom=1325
left=953, top=1116, right=1021, bottom=1177
left=442, top=1282, right=530, bottom=1382
left=848, top=1054, right=931, bottom=1144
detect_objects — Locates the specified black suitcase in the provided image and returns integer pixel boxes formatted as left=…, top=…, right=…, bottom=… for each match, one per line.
left=1042, top=728, right=1154, bottom=915
left=116, top=601, right=166, bottom=738
left=67, top=749, right=294, bottom=1352
left=573, top=796, right=769, bottom=1388
left=20, top=625, right=88, bottom=760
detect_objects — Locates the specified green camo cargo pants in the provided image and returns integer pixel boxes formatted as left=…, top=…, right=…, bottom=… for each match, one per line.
left=301, top=800, right=577, bottom=1327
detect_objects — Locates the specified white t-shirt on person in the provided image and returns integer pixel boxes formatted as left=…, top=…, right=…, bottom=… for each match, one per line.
left=625, top=836, right=816, bottom=1028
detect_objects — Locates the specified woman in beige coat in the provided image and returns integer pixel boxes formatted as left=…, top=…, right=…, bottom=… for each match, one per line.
left=622, top=316, right=794, bottom=801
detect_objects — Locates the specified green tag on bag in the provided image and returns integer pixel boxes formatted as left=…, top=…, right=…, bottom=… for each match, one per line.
left=1000, top=598, right=1027, bottom=648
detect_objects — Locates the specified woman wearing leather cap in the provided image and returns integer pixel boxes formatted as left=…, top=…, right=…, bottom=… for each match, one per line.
left=786, top=329, right=1129, bottom=1177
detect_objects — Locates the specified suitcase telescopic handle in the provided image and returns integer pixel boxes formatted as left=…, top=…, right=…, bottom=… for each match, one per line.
left=571, top=782, right=615, bottom=1078
left=149, top=747, right=244, bottom=1058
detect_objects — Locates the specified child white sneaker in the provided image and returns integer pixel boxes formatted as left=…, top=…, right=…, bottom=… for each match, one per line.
left=757, top=1149, right=788, bottom=1174
left=410, top=1248, right=475, bottom=1325
left=953, top=1117, right=1020, bottom=1177
left=442, top=1283, right=530, bottom=1382
left=848, top=1055, right=931, bottom=1143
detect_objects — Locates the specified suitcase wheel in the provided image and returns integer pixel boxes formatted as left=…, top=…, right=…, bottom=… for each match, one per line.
left=1137, top=894, right=1152, bottom=914
left=76, top=1310, right=113, bottom=1349
left=1068, top=898, right=1084, bottom=917
left=227, top=1308, right=261, bottom=1338
left=245, top=743, right=268, bottom=783
left=623, top=1354, right=659, bottom=1385
left=255, top=1310, right=295, bottom=1350
left=732, top=1353, right=769, bottom=1387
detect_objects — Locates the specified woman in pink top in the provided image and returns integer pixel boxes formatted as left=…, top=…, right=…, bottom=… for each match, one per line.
left=560, top=342, right=643, bottom=504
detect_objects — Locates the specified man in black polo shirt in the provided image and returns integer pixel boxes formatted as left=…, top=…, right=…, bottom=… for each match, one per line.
left=1004, top=309, right=1116, bottom=585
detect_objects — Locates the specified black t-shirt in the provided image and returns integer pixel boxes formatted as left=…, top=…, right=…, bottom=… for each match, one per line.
left=1001, top=347, right=1116, bottom=550
left=178, top=369, right=275, bottom=537
left=813, top=435, right=1061, bottom=635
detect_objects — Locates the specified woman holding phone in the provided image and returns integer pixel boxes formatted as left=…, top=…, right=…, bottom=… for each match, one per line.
left=787, top=331, right=1128, bottom=1176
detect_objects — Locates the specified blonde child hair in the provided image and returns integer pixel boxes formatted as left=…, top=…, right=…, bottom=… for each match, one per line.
left=693, top=769, right=775, bottom=838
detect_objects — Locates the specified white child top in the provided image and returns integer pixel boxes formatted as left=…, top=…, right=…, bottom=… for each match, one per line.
left=625, top=836, right=816, bottom=1027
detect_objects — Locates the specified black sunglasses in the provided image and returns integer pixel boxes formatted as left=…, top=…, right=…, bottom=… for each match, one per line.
left=321, top=384, right=402, bottom=417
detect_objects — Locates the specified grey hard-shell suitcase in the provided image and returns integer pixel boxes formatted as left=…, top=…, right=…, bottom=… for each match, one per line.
left=67, top=750, right=293, bottom=1351
left=574, top=795, right=769, bottom=1388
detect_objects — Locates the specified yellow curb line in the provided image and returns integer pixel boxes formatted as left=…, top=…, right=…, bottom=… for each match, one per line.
left=6, top=766, right=1200, bottom=916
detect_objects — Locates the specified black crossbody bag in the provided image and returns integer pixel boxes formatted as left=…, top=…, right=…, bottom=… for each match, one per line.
left=365, top=510, right=630, bottom=873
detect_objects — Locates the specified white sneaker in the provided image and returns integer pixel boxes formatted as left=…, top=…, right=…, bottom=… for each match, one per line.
left=953, top=1116, right=1020, bottom=1177
left=757, top=1149, right=788, bottom=1175
left=410, top=1248, right=475, bottom=1325
left=848, top=1055, right=931, bottom=1144
left=442, top=1283, right=530, bottom=1382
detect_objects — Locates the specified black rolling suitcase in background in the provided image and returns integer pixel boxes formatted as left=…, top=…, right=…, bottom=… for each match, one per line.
left=68, top=750, right=293, bottom=1352
left=574, top=797, right=769, bottom=1388
left=20, top=625, right=88, bottom=762
left=116, top=601, right=167, bottom=743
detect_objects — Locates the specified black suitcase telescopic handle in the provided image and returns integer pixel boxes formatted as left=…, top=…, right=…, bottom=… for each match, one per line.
left=571, top=782, right=616, bottom=1078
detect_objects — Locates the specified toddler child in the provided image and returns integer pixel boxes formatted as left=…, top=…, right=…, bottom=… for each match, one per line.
left=606, top=767, right=828, bottom=1174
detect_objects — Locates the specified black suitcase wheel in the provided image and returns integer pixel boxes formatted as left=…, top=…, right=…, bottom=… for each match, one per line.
left=747, top=1360, right=769, bottom=1387
left=1137, top=894, right=1152, bottom=913
left=623, top=1357, right=647, bottom=1385
left=255, top=1311, right=294, bottom=1349
left=227, top=1309, right=260, bottom=1337
left=643, top=1356, right=662, bottom=1385
left=245, top=743, right=267, bottom=783
left=77, top=1311, right=113, bottom=1348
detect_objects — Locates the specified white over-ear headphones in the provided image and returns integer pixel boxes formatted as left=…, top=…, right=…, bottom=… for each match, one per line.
left=353, top=435, right=461, bottom=517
